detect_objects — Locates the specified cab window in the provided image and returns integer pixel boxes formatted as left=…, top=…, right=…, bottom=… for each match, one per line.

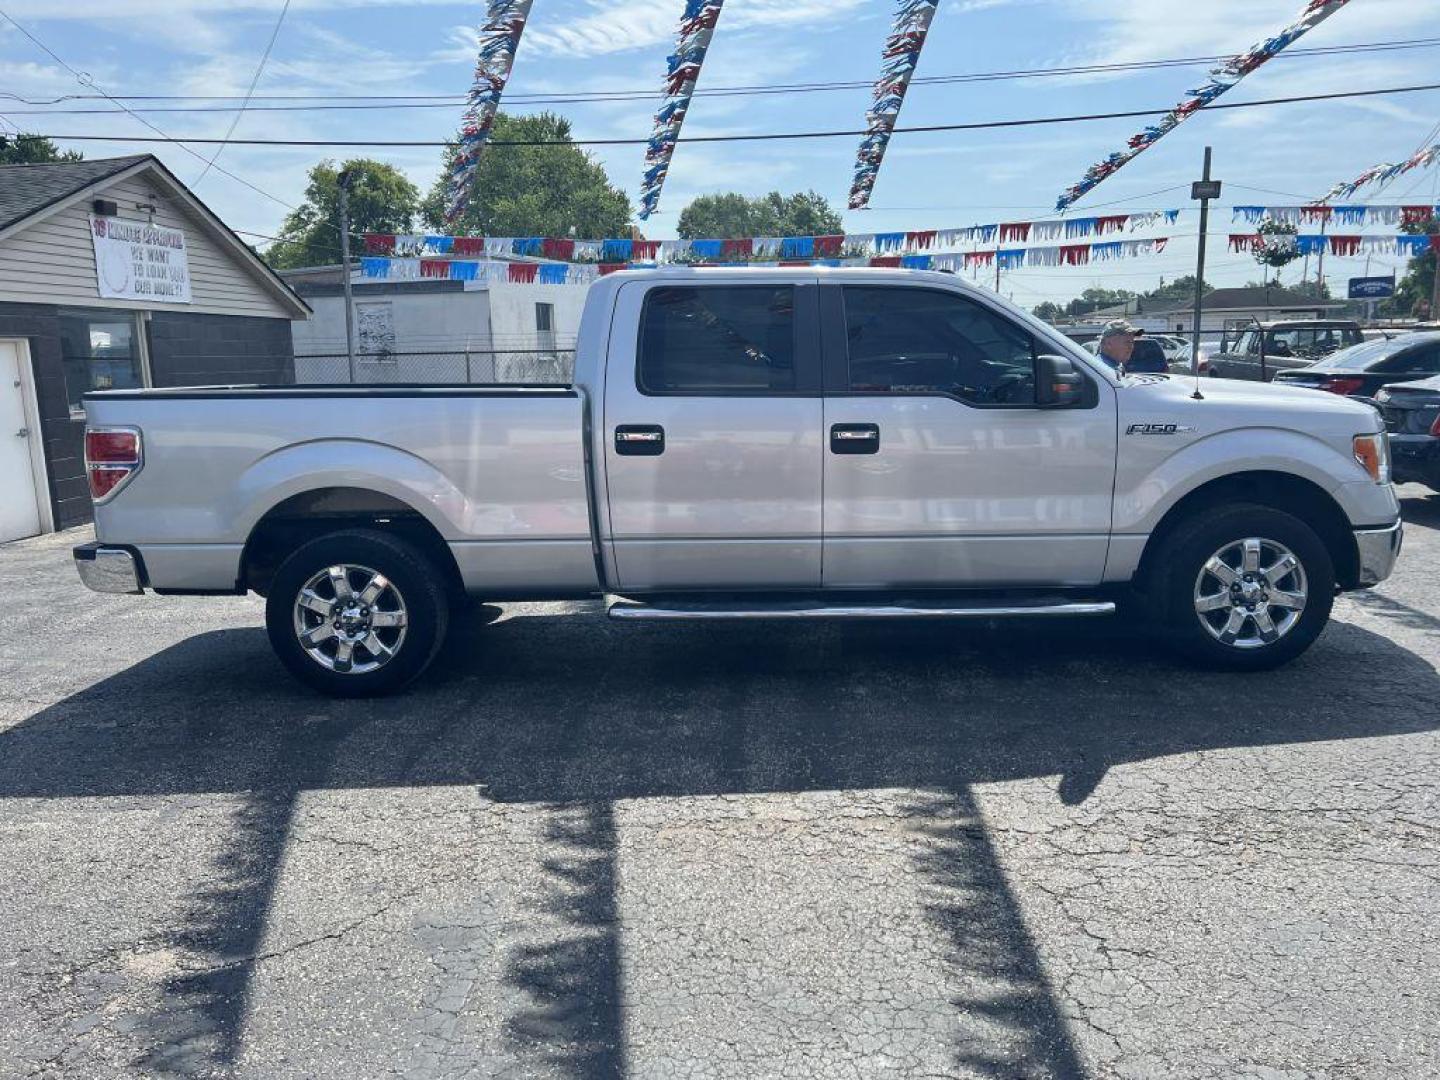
left=841, top=287, right=1038, bottom=405
left=638, top=286, right=796, bottom=393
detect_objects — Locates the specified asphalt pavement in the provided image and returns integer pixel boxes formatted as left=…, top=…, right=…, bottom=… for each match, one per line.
left=2, top=489, right=1438, bottom=1079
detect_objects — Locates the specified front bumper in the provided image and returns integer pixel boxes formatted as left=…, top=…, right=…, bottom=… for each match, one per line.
left=1353, top=521, right=1403, bottom=588
left=1389, top=433, right=1440, bottom=489
left=73, top=543, right=144, bottom=595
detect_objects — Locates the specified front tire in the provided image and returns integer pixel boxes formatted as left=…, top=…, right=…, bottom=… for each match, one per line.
left=265, top=529, right=450, bottom=696
left=1150, top=503, right=1334, bottom=671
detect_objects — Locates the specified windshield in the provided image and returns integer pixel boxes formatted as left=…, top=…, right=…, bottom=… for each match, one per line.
left=1324, top=338, right=1410, bottom=370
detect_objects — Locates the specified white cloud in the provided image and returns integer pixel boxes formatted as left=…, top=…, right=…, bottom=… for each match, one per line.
left=524, top=0, right=870, bottom=59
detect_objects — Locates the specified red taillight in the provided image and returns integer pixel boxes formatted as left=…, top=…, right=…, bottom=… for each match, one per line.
left=85, top=427, right=142, bottom=502
left=1320, top=376, right=1365, bottom=396
left=1430, top=412, right=1440, bottom=437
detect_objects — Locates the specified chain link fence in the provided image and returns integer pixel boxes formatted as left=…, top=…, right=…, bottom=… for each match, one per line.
left=293, top=349, right=575, bottom=386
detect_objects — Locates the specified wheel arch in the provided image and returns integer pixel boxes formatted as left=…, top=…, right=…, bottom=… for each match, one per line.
left=240, top=486, right=463, bottom=597
left=1135, top=470, right=1359, bottom=591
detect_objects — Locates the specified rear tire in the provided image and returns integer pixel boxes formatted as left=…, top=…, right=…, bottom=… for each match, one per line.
left=1149, top=503, right=1334, bottom=671
left=265, top=529, right=449, bottom=697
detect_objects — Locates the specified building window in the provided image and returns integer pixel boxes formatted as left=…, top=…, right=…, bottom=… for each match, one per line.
left=58, top=309, right=145, bottom=416
left=535, top=302, right=554, bottom=334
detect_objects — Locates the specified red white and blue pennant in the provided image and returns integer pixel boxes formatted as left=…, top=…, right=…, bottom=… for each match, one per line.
left=445, top=0, right=535, bottom=223
left=639, top=0, right=726, bottom=220
left=850, top=0, right=940, bottom=211
left=1323, top=144, right=1440, bottom=202
left=1055, top=0, right=1354, bottom=211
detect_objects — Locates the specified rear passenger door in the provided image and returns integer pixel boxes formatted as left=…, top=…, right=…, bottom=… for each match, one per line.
left=602, top=279, right=824, bottom=591
left=820, top=283, right=1116, bottom=589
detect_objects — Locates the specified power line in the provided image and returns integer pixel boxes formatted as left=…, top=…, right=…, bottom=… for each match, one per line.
left=3, top=36, right=1434, bottom=113
left=192, top=0, right=291, bottom=187
left=0, top=6, right=299, bottom=213
left=27, top=82, right=1440, bottom=149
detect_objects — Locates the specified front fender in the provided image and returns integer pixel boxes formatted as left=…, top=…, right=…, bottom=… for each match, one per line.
left=1114, top=426, right=1369, bottom=536
left=232, top=439, right=471, bottom=540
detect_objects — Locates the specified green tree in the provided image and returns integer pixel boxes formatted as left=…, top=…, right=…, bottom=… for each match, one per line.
left=1032, top=301, right=1065, bottom=322
left=1141, top=275, right=1212, bottom=305
left=677, top=190, right=843, bottom=239
left=421, top=113, right=631, bottom=238
left=0, top=134, right=82, bottom=164
left=265, top=159, right=420, bottom=270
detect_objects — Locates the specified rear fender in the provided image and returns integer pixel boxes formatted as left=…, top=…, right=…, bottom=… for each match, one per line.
left=233, top=439, right=468, bottom=540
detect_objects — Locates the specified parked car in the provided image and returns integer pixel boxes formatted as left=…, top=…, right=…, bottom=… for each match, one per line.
left=1273, top=332, right=1440, bottom=397
left=1148, top=334, right=1192, bottom=365
left=1207, top=320, right=1364, bottom=381
left=1125, top=336, right=1169, bottom=374
left=1373, top=375, right=1440, bottom=491
left=74, top=268, right=1401, bottom=694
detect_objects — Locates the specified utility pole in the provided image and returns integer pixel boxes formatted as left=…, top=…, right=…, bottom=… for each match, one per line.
left=1188, top=146, right=1221, bottom=398
left=336, top=168, right=357, bottom=383
left=1431, top=240, right=1440, bottom=323
left=995, top=256, right=1002, bottom=294
left=1315, top=213, right=1328, bottom=299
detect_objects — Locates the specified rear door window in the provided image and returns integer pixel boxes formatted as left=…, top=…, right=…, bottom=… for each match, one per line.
left=638, top=286, right=796, bottom=393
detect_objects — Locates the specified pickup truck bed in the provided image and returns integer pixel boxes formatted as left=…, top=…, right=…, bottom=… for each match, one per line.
left=82, top=385, right=601, bottom=597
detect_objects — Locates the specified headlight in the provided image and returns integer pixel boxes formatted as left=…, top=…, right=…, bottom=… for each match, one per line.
left=1353, top=433, right=1390, bottom=484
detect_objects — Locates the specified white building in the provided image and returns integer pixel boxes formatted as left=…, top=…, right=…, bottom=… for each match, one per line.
left=280, top=264, right=587, bottom=384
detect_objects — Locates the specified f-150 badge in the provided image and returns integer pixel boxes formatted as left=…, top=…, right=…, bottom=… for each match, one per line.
left=1126, top=422, right=1196, bottom=435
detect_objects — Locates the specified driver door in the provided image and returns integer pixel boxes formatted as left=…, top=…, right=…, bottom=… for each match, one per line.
left=820, top=283, right=1117, bottom=588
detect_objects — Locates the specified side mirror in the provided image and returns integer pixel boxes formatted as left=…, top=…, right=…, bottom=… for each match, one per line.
left=1035, top=354, right=1085, bottom=408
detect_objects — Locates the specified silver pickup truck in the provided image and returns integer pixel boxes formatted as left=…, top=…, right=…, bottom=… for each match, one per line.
left=75, top=268, right=1402, bottom=694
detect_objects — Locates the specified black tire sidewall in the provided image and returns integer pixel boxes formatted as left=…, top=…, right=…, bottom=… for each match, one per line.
left=1155, top=504, right=1335, bottom=671
left=265, top=529, right=449, bottom=696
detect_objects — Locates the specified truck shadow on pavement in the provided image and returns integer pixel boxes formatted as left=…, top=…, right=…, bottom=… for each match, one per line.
left=4, top=611, right=1438, bottom=1078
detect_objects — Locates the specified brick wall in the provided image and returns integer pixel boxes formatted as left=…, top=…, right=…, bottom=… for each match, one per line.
left=147, top=311, right=294, bottom=387
left=0, top=303, right=91, bottom=529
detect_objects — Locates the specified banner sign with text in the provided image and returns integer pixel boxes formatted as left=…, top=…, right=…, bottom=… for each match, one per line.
left=89, top=215, right=192, bottom=304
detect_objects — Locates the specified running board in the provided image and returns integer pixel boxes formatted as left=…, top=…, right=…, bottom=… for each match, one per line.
left=607, top=598, right=1116, bottom=622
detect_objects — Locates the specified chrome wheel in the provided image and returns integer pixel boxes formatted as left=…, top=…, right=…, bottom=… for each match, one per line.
left=1193, top=537, right=1307, bottom=650
left=292, top=564, right=408, bottom=674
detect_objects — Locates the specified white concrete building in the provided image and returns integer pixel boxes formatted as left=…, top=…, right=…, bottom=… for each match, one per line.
left=280, top=264, right=587, bottom=384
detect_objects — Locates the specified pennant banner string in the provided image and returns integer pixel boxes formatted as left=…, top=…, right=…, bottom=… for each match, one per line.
left=849, top=0, right=941, bottom=211
left=445, top=0, right=535, bottom=223
left=362, top=210, right=1180, bottom=262
left=355, top=238, right=1173, bottom=285
left=1055, top=0, right=1354, bottom=211
left=639, top=0, right=727, bottom=220
left=1231, top=204, right=1439, bottom=227
left=1321, top=142, right=1440, bottom=202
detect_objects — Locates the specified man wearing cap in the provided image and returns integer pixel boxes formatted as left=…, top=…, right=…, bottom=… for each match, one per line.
left=1096, top=319, right=1138, bottom=372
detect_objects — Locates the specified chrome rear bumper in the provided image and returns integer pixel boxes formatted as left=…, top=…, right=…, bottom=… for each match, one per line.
left=1354, top=521, right=1403, bottom=587
left=73, top=543, right=144, bottom=595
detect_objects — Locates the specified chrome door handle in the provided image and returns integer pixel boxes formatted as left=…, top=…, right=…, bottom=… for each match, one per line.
left=830, top=423, right=880, bottom=454
left=615, top=424, right=665, bottom=456
left=14, top=428, right=28, bottom=438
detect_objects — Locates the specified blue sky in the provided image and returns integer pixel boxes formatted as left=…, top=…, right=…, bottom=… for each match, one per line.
left=1, top=0, right=1437, bottom=305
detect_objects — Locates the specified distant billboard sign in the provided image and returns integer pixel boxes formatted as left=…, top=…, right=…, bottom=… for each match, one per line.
left=1348, top=276, right=1395, bottom=300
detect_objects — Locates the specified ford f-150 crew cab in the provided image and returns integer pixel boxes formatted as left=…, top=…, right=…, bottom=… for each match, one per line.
left=74, top=268, right=1403, bottom=695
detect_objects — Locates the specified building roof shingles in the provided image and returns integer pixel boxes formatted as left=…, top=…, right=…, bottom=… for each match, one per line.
left=0, top=154, right=150, bottom=233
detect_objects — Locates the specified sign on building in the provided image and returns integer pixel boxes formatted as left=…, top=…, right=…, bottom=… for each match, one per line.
left=1348, top=276, right=1396, bottom=300
left=89, top=215, right=192, bottom=303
